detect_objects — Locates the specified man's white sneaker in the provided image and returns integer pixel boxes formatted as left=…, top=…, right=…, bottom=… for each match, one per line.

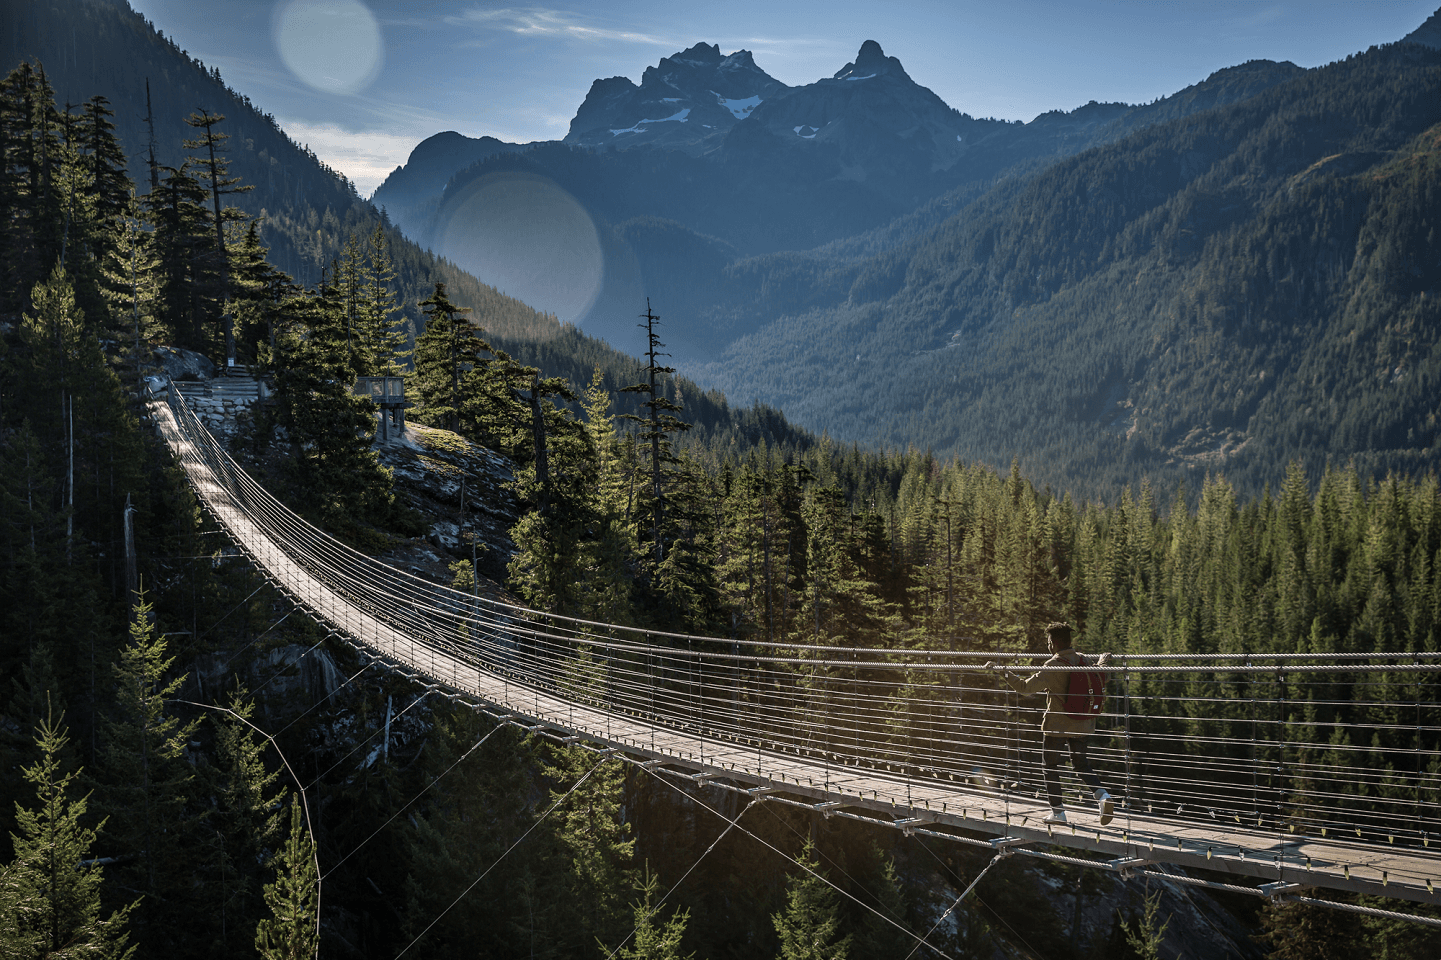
left=1096, top=789, right=1115, bottom=826
left=1043, top=808, right=1068, bottom=825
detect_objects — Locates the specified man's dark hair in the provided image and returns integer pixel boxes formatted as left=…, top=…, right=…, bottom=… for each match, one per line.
left=1046, top=622, right=1073, bottom=649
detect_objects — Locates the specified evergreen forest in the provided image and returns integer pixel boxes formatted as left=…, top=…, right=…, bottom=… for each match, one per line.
left=0, top=7, right=1440, bottom=960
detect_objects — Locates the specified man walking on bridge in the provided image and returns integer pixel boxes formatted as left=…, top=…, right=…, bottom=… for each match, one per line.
left=986, top=622, right=1115, bottom=826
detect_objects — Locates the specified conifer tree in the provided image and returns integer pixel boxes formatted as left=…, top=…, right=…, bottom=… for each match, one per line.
left=611, top=866, right=694, bottom=960
left=1255, top=898, right=1362, bottom=960
left=255, top=801, right=319, bottom=960
left=853, top=852, right=908, bottom=960
left=0, top=62, right=65, bottom=312
left=772, top=840, right=851, bottom=960
left=358, top=223, right=409, bottom=375
left=141, top=163, right=209, bottom=347
left=184, top=109, right=252, bottom=366
left=411, top=282, right=491, bottom=434
left=401, top=713, right=561, bottom=959
left=545, top=747, right=634, bottom=957
left=620, top=301, right=690, bottom=566
left=6, top=708, right=136, bottom=960
left=267, top=287, right=393, bottom=530
left=210, top=690, right=285, bottom=959
left=100, top=200, right=161, bottom=369
left=228, top=219, right=292, bottom=363
left=95, top=592, right=202, bottom=956
left=77, top=97, right=130, bottom=233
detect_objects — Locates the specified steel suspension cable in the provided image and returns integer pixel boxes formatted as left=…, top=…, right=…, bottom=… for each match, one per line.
left=393, top=753, right=612, bottom=959
left=642, top=765, right=960, bottom=960
left=601, top=798, right=759, bottom=960
left=323, top=723, right=504, bottom=880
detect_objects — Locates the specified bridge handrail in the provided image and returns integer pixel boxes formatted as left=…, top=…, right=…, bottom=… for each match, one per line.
left=153, top=383, right=1441, bottom=868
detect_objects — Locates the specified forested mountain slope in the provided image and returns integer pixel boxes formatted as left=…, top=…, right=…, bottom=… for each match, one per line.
left=3, top=19, right=1441, bottom=956
left=375, top=45, right=1304, bottom=356
left=698, top=41, right=1441, bottom=501
left=0, top=0, right=820, bottom=447
left=0, top=0, right=561, bottom=346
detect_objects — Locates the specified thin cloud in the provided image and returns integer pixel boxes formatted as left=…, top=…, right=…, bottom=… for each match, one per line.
left=447, top=7, right=678, bottom=46
left=278, top=120, right=423, bottom=197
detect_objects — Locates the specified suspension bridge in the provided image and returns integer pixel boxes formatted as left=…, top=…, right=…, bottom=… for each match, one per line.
left=151, top=384, right=1441, bottom=922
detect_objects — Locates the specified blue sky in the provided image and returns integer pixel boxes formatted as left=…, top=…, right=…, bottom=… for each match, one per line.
left=126, top=0, right=1439, bottom=197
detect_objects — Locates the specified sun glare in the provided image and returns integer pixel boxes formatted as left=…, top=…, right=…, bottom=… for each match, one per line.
left=272, top=0, right=383, bottom=96
left=434, top=171, right=606, bottom=324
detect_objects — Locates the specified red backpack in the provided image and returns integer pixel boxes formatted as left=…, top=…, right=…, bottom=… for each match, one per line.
left=1064, top=667, right=1106, bottom=718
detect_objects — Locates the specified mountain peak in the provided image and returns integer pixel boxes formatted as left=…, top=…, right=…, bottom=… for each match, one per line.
left=676, top=41, right=723, bottom=64
left=1402, top=6, right=1441, bottom=49
left=564, top=43, right=788, bottom=148
left=832, top=39, right=910, bottom=81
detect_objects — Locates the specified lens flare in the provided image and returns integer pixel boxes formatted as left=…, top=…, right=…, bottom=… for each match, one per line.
left=272, top=0, right=383, bottom=95
left=434, top=172, right=606, bottom=324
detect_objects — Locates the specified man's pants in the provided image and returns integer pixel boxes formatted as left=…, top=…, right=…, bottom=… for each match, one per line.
left=1042, top=734, right=1103, bottom=808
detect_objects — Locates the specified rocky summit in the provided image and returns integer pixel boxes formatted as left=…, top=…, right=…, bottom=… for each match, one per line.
left=732, top=40, right=984, bottom=205
left=564, top=41, right=789, bottom=151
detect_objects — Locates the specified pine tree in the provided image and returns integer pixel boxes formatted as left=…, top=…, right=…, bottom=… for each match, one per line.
left=94, top=592, right=203, bottom=956
left=400, top=713, right=562, bottom=959
left=610, top=865, right=693, bottom=960
left=0, top=62, right=65, bottom=314
left=6, top=708, right=136, bottom=960
left=358, top=224, right=409, bottom=375
left=411, top=282, right=490, bottom=434
left=255, top=801, right=319, bottom=960
left=184, top=109, right=252, bottom=366
left=1120, top=889, right=1170, bottom=960
left=853, top=852, right=908, bottom=960
left=267, top=287, right=393, bottom=530
left=620, top=301, right=691, bottom=566
left=545, top=746, right=634, bottom=957
left=772, top=840, right=851, bottom=960
left=1255, top=898, right=1363, bottom=960
left=99, top=199, right=161, bottom=372
left=228, top=219, right=292, bottom=364
left=141, top=163, right=209, bottom=348
left=210, top=690, right=285, bottom=959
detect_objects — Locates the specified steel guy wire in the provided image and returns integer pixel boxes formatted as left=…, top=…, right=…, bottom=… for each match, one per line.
left=601, top=798, right=758, bottom=960
left=322, top=723, right=504, bottom=880
left=641, top=763, right=960, bottom=960
left=393, top=754, right=611, bottom=960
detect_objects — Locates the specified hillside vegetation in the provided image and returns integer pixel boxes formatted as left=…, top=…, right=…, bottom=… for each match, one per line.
left=1, top=19, right=1440, bottom=956
left=697, top=42, right=1441, bottom=501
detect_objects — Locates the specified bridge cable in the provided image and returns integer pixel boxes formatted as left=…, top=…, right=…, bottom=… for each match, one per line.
left=306, top=686, right=435, bottom=792
left=601, top=798, right=758, bottom=959
left=275, top=658, right=378, bottom=737
left=904, top=832, right=1040, bottom=954
left=170, top=699, right=321, bottom=959
left=217, top=607, right=296, bottom=674
left=902, top=851, right=1007, bottom=960
left=393, top=753, right=611, bottom=960
left=1276, top=895, right=1441, bottom=929
left=322, top=723, right=503, bottom=881
left=640, top=764, right=960, bottom=960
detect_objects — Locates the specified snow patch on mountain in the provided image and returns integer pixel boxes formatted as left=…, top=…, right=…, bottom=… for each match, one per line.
left=611, top=108, right=691, bottom=136
left=717, top=94, right=762, bottom=119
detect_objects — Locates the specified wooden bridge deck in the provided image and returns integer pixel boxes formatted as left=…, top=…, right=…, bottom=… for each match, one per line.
left=154, top=397, right=1441, bottom=907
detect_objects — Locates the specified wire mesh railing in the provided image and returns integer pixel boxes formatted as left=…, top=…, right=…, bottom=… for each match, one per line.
left=154, top=384, right=1441, bottom=861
